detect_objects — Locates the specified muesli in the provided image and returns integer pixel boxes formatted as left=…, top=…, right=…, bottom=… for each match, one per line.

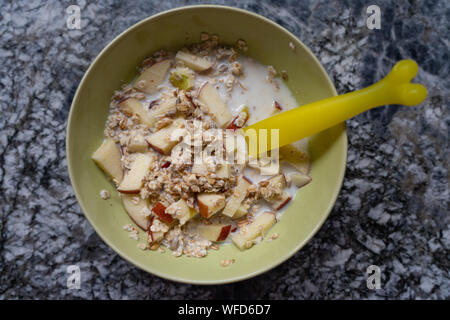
left=92, top=34, right=312, bottom=258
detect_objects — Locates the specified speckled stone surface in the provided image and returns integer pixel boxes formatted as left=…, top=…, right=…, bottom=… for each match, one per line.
left=0, top=0, right=448, bottom=299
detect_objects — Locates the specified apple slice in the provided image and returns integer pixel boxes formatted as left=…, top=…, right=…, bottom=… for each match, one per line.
left=197, top=222, right=232, bottom=242
left=92, top=138, right=123, bottom=184
left=226, top=107, right=249, bottom=130
left=121, top=194, right=150, bottom=230
left=197, top=193, right=226, bottom=218
left=118, top=98, right=156, bottom=128
left=222, top=176, right=251, bottom=217
left=270, top=192, right=292, bottom=211
left=133, top=59, right=171, bottom=94
left=117, top=153, right=153, bottom=193
left=166, top=199, right=197, bottom=225
left=149, top=97, right=177, bottom=119
left=146, top=118, right=185, bottom=155
left=175, top=51, right=213, bottom=72
left=268, top=174, right=287, bottom=189
left=262, top=174, right=292, bottom=210
left=147, top=216, right=166, bottom=243
left=232, top=204, right=250, bottom=220
left=151, top=201, right=174, bottom=224
left=232, top=211, right=277, bottom=250
left=197, top=82, right=232, bottom=128
left=215, top=163, right=230, bottom=179
left=279, top=144, right=311, bottom=175
left=128, top=134, right=148, bottom=153
left=289, top=172, right=312, bottom=188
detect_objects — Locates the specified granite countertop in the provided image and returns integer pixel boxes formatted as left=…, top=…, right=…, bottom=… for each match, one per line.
left=0, top=0, right=448, bottom=299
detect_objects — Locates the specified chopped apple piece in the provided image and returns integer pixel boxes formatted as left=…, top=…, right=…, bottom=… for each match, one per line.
left=121, top=194, right=150, bottom=230
left=247, top=155, right=280, bottom=176
left=170, top=67, right=195, bottom=90
left=279, top=144, right=311, bottom=175
left=215, top=164, right=230, bottom=178
left=268, top=174, right=287, bottom=189
left=118, top=98, right=156, bottom=128
left=259, top=156, right=280, bottom=176
left=147, top=216, right=167, bottom=243
left=166, top=199, right=197, bottom=225
left=197, top=222, right=232, bottom=242
left=175, top=51, right=213, bottom=72
left=197, top=82, right=232, bottom=128
left=270, top=192, right=292, bottom=211
left=232, top=212, right=276, bottom=250
left=262, top=174, right=292, bottom=210
left=232, top=203, right=250, bottom=220
left=151, top=201, right=174, bottom=224
left=289, top=172, right=312, bottom=188
left=146, top=118, right=185, bottom=155
left=117, top=153, right=153, bottom=193
left=226, top=107, right=249, bottom=130
left=197, top=193, right=226, bottom=218
left=222, top=176, right=251, bottom=217
left=92, top=138, right=123, bottom=184
left=273, top=100, right=282, bottom=111
left=133, top=59, right=171, bottom=94
left=149, top=97, right=177, bottom=119
left=127, top=134, right=148, bottom=153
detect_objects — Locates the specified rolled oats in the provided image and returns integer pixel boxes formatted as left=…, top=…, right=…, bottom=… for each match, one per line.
left=100, top=189, right=110, bottom=200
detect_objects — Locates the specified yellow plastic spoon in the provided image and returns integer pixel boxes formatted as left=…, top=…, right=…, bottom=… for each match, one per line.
left=244, top=60, right=427, bottom=156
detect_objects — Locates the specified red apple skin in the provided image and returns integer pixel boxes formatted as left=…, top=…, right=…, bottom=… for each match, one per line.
left=275, top=196, right=292, bottom=211
left=226, top=113, right=249, bottom=130
left=274, top=100, right=282, bottom=110
left=117, top=188, right=140, bottom=194
left=117, top=96, right=130, bottom=105
left=226, top=122, right=239, bottom=130
left=195, top=81, right=208, bottom=99
left=198, top=200, right=209, bottom=218
left=147, top=216, right=155, bottom=242
left=146, top=141, right=166, bottom=155
left=217, top=225, right=232, bottom=241
left=149, top=99, right=160, bottom=109
left=152, top=202, right=174, bottom=224
left=161, top=161, right=171, bottom=168
left=185, top=94, right=197, bottom=109
left=242, top=176, right=253, bottom=184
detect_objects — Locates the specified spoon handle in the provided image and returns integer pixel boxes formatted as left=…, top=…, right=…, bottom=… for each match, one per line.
left=244, top=60, right=427, bottom=155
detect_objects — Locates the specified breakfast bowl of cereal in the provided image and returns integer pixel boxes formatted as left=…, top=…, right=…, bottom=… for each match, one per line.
left=66, top=5, right=347, bottom=284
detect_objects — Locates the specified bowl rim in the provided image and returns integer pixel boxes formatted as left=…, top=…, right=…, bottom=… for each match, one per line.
left=66, top=4, right=348, bottom=285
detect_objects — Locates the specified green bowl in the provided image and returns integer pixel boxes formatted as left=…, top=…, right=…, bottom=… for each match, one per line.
left=66, top=5, right=347, bottom=284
